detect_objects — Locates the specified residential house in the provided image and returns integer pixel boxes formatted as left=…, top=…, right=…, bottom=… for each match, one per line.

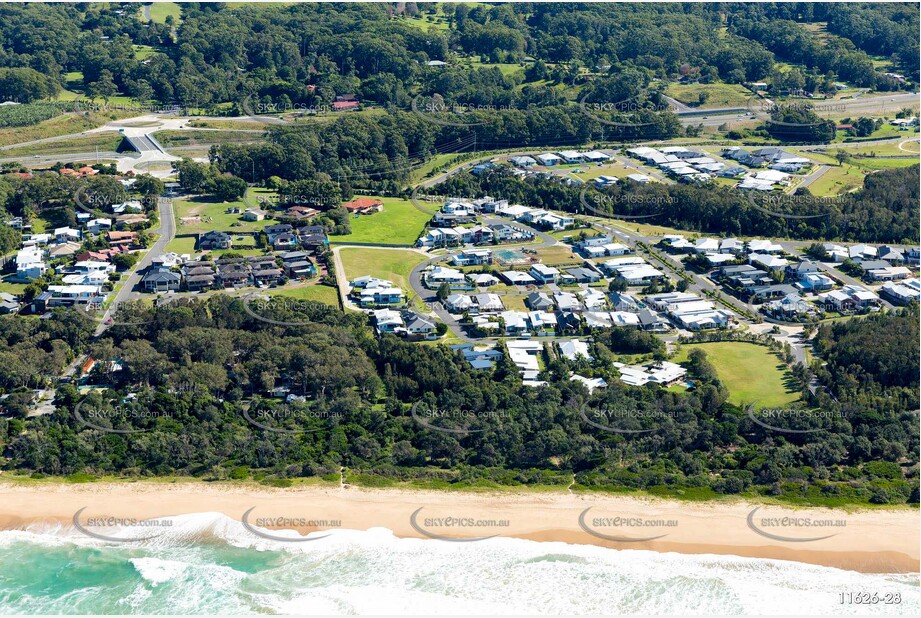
left=341, top=197, right=383, bottom=214
left=510, top=156, right=537, bottom=168
left=54, top=227, right=81, bottom=243
left=536, top=153, right=562, bottom=166
left=528, top=264, right=559, bottom=285
left=525, top=292, right=554, bottom=311
left=764, top=293, right=815, bottom=319
left=426, top=266, right=465, bottom=286
left=819, top=285, right=880, bottom=312
left=0, top=292, right=19, bottom=314
left=500, top=271, right=537, bottom=286
left=558, top=339, right=592, bottom=361
left=107, top=230, right=137, bottom=249
left=47, top=285, right=103, bottom=307
left=142, top=270, right=181, bottom=292
left=451, top=249, right=493, bottom=267
left=749, top=253, right=789, bottom=271
left=199, top=231, right=231, bottom=250
left=183, top=265, right=216, bottom=291
left=403, top=311, right=438, bottom=340
left=474, top=293, right=504, bottom=313
left=444, top=293, right=475, bottom=313
left=358, top=282, right=404, bottom=307
left=263, top=224, right=294, bottom=244
left=86, top=218, right=113, bottom=234
left=565, top=267, right=602, bottom=283
left=528, top=310, right=557, bottom=331
left=273, top=232, right=297, bottom=251
left=866, top=265, right=913, bottom=281
left=14, top=247, right=47, bottom=281
left=372, top=309, right=404, bottom=333
left=879, top=279, right=921, bottom=305
left=554, top=292, right=582, bottom=312
left=468, top=273, right=499, bottom=287
left=848, top=244, right=878, bottom=260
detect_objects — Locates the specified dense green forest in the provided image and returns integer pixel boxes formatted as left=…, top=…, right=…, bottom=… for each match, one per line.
left=0, top=298, right=916, bottom=505
left=0, top=2, right=914, bottom=110
left=429, top=163, right=921, bottom=244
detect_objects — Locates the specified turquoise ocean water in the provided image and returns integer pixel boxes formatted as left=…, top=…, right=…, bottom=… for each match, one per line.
left=0, top=513, right=917, bottom=614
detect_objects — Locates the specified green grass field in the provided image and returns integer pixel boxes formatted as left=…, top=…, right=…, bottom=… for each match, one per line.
left=173, top=188, right=278, bottom=235
left=143, top=2, right=182, bottom=24
left=666, top=83, right=752, bottom=109
left=164, top=236, right=197, bottom=255
left=806, top=165, right=865, bottom=196
left=330, top=196, right=432, bottom=245
left=0, top=132, right=124, bottom=158
left=672, top=342, right=800, bottom=409
left=272, top=284, right=340, bottom=306
left=339, top=248, right=427, bottom=293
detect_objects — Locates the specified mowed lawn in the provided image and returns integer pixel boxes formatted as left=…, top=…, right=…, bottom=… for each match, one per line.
left=672, top=342, right=800, bottom=409
left=272, top=284, right=340, bottom=306
left=339, top=248, right=427, bottom=292
left=330, top=196, right=431, bottom=245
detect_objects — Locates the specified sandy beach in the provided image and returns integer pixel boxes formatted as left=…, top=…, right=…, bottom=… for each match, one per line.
left=1, top=481, right=917, bottom=574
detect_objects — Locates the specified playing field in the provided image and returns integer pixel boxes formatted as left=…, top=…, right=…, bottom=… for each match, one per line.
left=672, top=341, right=800, bottom=409
left=329, top=196, right=432, bottom=245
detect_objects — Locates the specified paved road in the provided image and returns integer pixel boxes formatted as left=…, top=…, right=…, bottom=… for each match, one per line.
left=406, top=220, right=557, bottom=341
left=796, top=165, right=831, bottom=191
left=95, top=196, right=175, bottom=336
left=680, top=92, right=919, bottom=128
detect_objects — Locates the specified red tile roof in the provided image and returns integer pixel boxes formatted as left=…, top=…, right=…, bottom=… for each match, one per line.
left=341, top=197, right=383, bottom=211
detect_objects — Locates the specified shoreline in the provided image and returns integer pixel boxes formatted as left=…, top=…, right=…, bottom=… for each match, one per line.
left=0, top=481, right=917, bottom=574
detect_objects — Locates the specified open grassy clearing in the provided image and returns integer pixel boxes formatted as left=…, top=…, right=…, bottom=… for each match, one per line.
left=672, top=341, right=800, bottom=409
left=806, top=165, right=866, bottom=196
left=339, top=247, right=428, bottom=293
left=0, top=110, right=134, bottom=148
left=271, top=284, right=340, bottom=306
left=173, top=188, right=278, bottom=235
left=164, top=236, right=197, bottom=255
left=330, top=196, right=431, bottom=246
left=571, top=161, right=648, bottom=181
left=666, top=83, right=753, bottom=109
left=0, top=132, right=124, bottom=158
left=155, top=129, right=264, bottom=149
left=142, top=2, right=182, bottom=24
